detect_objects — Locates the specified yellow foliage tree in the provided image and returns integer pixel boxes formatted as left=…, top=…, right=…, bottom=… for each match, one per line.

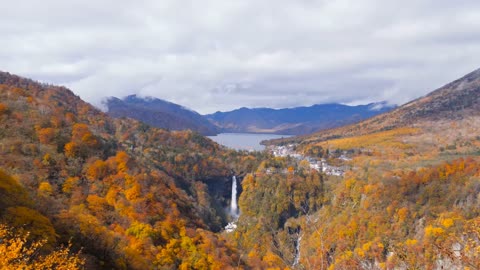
left=38, top=181, right=54, bottom=197
left=86, top=159, right=108, bottom=181
left=0, top=224, right=84, bottom=269
left=62, top=177, right=80, bottom=195
left=64, top=142, right=79, bottom=158
left=37, top=128, right=56, bottom=144
left=3, top=206, right=58, bottom=249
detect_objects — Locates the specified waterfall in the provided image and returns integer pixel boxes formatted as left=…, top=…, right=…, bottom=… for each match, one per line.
left=225, top=175, right=239, bottom=232
left=293, top=234, right=302, bottom=267
left=230, top=176, right=238, bottom=216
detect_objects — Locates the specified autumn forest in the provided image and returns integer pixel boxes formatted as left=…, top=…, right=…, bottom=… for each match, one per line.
left=1, top=68, right=480, bottom=270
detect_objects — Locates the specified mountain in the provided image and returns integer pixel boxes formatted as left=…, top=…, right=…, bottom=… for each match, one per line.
left=105, top=95, right=220, bottom=135
left=273, top=67, right=480, bottom=145
left=2, top=67, right=480, bottom=270
left=205, top=102, right=395, bottom=135
left=255, top=67, right=480, bottom=269
left=0, top=71, right=251, bottom=269
left=105, top=95, right=395, bottom=136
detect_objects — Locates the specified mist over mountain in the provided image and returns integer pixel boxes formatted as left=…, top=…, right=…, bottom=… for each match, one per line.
left=1, top=67, right=480, bottom=269
left=273, top=67, right=480, bottom=145
left=105, top=94, right=395, bottom=136
left=105, top=95, right=220, bottom=136
left=206, top=102, right=395, bottom=135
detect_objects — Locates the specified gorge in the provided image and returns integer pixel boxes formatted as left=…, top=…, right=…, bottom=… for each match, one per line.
left=1, top=68, right=480, bottom=269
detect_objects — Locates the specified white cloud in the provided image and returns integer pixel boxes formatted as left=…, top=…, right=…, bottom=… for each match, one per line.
left=1, top=0, right=480, bottom=113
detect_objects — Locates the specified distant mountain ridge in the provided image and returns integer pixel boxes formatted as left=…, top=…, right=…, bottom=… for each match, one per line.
left=206, top=102, right=395, bottom=135
left=105, top=95, right=395, bottom=136
left=273, top=67, right=480, bottom=145
left=105, top=95, right=220, bottom=135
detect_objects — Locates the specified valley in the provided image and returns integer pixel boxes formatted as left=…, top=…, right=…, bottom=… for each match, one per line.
left=0, top=68, right=479, bottom=269
left=2, top=1, right=480, bottom=269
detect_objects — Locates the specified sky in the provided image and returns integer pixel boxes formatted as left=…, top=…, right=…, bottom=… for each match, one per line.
left=2, top=0, right=480, bottom=114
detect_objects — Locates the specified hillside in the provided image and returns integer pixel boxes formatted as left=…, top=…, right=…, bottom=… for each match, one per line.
left=246, top=67, right=480, bottom=269
left=0, top=71, right=258, bottom=269
left=106, top=95, right=220, bottom=136
left=2, top=68, right=480, bottom=270
left=272, top=67, right=480, bottom=145
left=206, top=102, right=394, bottom=135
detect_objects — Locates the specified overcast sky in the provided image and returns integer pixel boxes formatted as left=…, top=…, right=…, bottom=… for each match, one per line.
left=2, top=0, right=480, bottom=114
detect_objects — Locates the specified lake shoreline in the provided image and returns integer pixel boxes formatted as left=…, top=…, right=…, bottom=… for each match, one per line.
left=208, top=133, right=292, bottom=151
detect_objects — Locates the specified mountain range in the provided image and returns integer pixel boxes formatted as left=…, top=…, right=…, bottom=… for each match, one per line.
left=272, top=67, right=480, bottom=145
left=205, top=102, right=395, bottom=135
left=106, top=95, right=395, bottom=136
left=1, top=67, right=480, bottom=269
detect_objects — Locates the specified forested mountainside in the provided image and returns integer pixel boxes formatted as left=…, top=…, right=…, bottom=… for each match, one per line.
left=254, top=67, right=480, bottom=269
left=1, top=69, right=480, bottom=270
left=205, top=102, right=394, bottom=135
left=106, top=95, right=220, bottom=136
left=0, top=71, right=265, bottom=269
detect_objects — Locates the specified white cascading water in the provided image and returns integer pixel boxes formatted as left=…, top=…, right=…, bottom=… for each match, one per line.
left=231, top=176, right=238, bottom=216
left=293, top=235, right=302, bottom=266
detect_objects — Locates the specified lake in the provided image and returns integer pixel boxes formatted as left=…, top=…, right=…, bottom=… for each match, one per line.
left=208, top=133, right=291, bottom=151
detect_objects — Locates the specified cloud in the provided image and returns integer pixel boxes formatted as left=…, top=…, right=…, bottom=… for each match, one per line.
left=1, top=0, right=480, bottom=113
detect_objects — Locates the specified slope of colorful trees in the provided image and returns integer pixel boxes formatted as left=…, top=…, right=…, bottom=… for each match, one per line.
left=1, top=71, right=480, bottom=269
left=0, top=72, right=257, bottom=269
left=234, top=123, right=480, bottom=269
